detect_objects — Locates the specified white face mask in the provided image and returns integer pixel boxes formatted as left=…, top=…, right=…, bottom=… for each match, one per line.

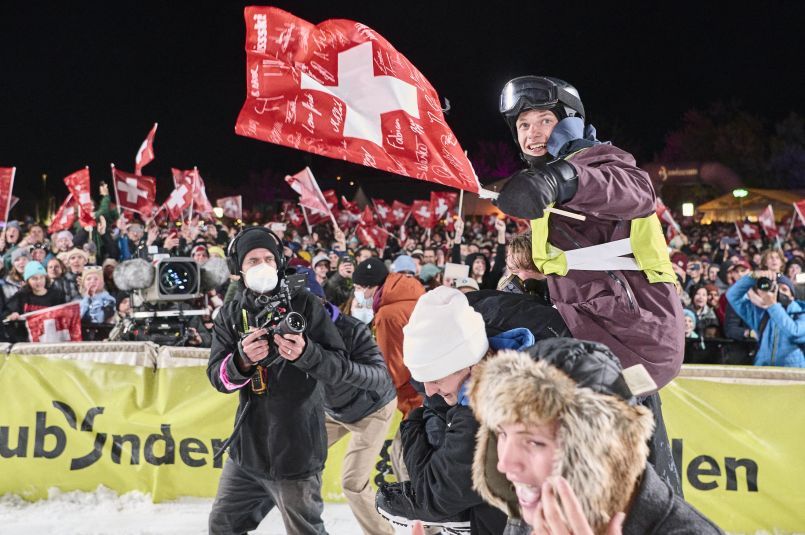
left=351, top=306, right=374, bottom=324
left=243, top=263, right=278, bottom=294
left=353, top=290, right=367, bottom=305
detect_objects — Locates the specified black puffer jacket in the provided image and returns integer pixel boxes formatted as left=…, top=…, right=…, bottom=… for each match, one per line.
left=401, top=401, right=507, bottom=535
left=207, top=286, right=347, bottom=480
left=300, top=303, right=395, bottom=424
left=467, top=289, right=570, bottom=340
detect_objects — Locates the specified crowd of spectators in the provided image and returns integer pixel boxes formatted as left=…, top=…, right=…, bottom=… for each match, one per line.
left=2, top=187, right=804, bottom=368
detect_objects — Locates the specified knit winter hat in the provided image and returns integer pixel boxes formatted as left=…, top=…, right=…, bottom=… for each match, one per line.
left=353, top=257, right=389, bottom=287
left=391, top=254, right=417, bottom=274
left=23, top=261, right=46, bottom=281
left=311, top=253, right=331, bottom=268
left=11, top=247, right=30, bottom=263
left=403, top=286, right=489, bottom=382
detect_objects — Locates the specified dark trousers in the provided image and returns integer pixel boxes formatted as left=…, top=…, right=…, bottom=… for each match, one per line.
left=209, top=459, right=327, bottom=535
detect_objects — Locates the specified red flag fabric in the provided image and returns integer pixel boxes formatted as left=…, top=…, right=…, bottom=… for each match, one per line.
left=758, top=204, right=779, bottom=239
left=411, top=200, right=436, bottom=229
left=793, top=200, right=805, bottom=228
left=172, top=168, right=214, bottom=217
left=112, top=166, right=156, bottom=217
left=281, top=201, right=305, bottom=228
left=322, top=189, right=340, bottom=221
left=63, top=168, right=95, bottom=227
left=161, top=178, right=193, bottom=220
left=372, top=199, right=392, bottom=225
left=655, top=198, right=681, bottom=232
left=135, top=123, right=158, bottom=175
left=356, top=224, right=389, bottom=251
left=360, top=205, right=375, bottom=227
left=430, top=191, right=458, bottom=223
left=389, top=200, right=411, bottom=227
left=340, top=196, right=363, bottom=226
left=0, top=167, right=15, bottom=224
left=24, top=302, right=82, bottom=343
left=49, top=194, right=77, bottom=234
left=735, top=221, right=761, bottom=241
left=235, top=7, right=480, bottom=192
left=285, top=167, right=332, bottom=218
left=216, top=195, right=243, bottom=219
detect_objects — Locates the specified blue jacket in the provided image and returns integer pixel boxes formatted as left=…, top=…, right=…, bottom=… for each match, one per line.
left=726, top=275, right=805, bottom=367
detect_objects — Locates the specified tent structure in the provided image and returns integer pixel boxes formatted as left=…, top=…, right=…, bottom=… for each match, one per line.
left=697, top=188, right=804, bottom=223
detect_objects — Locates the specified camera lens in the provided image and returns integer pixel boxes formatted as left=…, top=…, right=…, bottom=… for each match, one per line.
left=284, top=312, right=305, bottom=333
left=159, top=261, right=198, bottom=295
left=755, top=276, right=773, bottom=292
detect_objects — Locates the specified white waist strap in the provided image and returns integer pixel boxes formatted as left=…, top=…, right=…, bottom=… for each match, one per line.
left=562, top=238, right=640, bottom=271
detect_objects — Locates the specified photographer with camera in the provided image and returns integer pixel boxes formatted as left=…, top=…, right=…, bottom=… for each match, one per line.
left=726, top=269, right=805, bottom=368
left=207, top=227, right=347, bottom=535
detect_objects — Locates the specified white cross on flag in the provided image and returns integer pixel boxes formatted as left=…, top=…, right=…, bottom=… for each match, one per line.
left=48, top=194, right=78, bottom=234
left=63, top=167, right=96, bottom=228
left=430, top=191, right=458, bottom=222
left=389, top=200, right=411, bottom=226
left=735, top=220, right=761, bottom=242
left=235, top=7, right=482, bottom=193
left=372, top=198, right=391, bottom=225
left=411, top=199, right=436, bottom=229
left=161, top=182, right=193, bottom=221
left=24, top=302, right=82, bottom=343
left=135, top=123, right=158, bottom=176
left=216, top=195, right=243, bottom=220
left=112, top=166, right=156, bottom=217
left=0, top=167, right=15, bottom=225
left=758, top=204, right=779, bottom=239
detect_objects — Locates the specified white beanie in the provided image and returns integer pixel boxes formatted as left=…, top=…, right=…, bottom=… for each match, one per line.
left=403, top=286, right=489, bottom=382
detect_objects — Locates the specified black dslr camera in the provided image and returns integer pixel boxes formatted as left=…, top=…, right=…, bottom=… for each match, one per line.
left=246, top=273, right=308, bottom=367
left=755, top=274, right=778, bottom=292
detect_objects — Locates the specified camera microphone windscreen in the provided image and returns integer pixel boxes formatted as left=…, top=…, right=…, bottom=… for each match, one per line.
left=113, top=258, right=155, bottom=291
left=200, top=256, right=231, bottom=292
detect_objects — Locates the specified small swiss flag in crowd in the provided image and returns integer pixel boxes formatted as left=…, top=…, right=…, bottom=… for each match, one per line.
left=25, top=302, right=83, bottom=343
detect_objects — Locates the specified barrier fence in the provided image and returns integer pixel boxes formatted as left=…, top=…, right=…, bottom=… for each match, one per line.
left=1, top=344, right=803, bottom=534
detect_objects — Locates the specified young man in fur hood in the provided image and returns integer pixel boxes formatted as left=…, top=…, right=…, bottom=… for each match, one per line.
left=469, top=338, right=722, bottom=534
left=376, top=286, right=536, bottom=534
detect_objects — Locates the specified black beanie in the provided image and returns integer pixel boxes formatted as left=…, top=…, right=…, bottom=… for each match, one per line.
left=353, top=257, right=389, bottom=287
left=236, top=229, right=282, bottom=272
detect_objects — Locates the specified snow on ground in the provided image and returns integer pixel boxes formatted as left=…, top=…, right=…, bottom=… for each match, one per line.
left=0, top=486, right=365, bottom=535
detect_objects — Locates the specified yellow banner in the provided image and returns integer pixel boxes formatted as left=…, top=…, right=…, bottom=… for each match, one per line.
left=661, top=370, right=805, bottom=534
left=0, top=354, right=397, bottom=503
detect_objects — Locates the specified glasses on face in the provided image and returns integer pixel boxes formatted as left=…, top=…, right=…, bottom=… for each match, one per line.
left=688, top=264, right=701, bottom=271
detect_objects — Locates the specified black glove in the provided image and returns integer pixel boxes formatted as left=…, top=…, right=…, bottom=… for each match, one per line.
left=494, top=159, right=578, bottom=220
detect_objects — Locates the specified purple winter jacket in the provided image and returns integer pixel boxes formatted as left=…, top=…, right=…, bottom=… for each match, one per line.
left=546, top=144, right=684, bottom=389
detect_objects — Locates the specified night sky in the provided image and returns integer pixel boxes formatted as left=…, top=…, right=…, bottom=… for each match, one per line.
left=2, top=1, right=803, bottom=213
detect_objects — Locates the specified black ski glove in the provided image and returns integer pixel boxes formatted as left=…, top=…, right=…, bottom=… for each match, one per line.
left=494, top=159, right=579, bottom=220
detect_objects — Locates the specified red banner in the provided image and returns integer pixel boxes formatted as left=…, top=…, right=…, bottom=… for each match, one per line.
left=216, top=195, right=243, bottom=220
left=24, top=302, right=82, bottom=343
left=0, top=167, right=15, bottom=225
left=63, top=168, right=95, bottom=227
left=49, top=194, right=77, bottom=234
left=411, top=199, right=436, bottom=229
left=135, top=122, right=158, bottom=175
left=234, top=7, right=480, bottom=192
left=112, top=166, right=156, bottom=217
left=758, top=204, right=779, bottom=239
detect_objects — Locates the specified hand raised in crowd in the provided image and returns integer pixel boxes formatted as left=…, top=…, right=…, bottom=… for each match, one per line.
left=117, top=212, right=128, bottom=233
left=495, top=217, right=507, bottom=244
left=239, top=328, right=269, bottom=367
left=454, top=217, right=464, bottom=242
left=333, top=226, right=346, bottom=245
left=163, top=232, right=180, bottom=251
left=274, top=332, right=306, bottom=362
left=146, top=224, right=159, bottom=245
left=97, top=215, right=107, bottom=235
left=526, top=476, right=624, bottom=535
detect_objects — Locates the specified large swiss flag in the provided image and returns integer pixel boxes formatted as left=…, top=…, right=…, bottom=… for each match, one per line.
left=235, top=7, right=481, bottom=193
left=24, top=302, right=82, bottom=343
left=112, top=166, right=156, bottom=217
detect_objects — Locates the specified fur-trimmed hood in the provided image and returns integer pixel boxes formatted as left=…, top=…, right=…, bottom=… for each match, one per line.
left=468, top=349, right=654, bottom=534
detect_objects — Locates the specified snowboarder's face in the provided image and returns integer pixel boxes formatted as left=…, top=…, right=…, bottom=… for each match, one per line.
left=516, top=109, right=558, bottom=158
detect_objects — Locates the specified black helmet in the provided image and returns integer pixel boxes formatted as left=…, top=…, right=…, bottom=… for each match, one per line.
left=499, top=76, right=585, bottom=140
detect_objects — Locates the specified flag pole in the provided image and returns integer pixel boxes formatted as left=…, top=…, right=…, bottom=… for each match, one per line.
left=457, top=189, right=464, bottom=221
left=188, top=167, right=198, bottom=225
left=110, top=163, right=123, bottom=220
left=300, top=205, right=312, bottom=235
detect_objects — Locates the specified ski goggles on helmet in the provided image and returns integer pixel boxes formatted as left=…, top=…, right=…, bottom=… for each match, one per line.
left=499, top=76, right=561, bottom=116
